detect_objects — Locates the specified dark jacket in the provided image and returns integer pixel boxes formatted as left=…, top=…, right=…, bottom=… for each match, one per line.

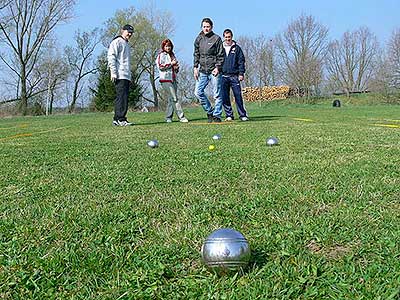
left=193, top=31, right=225, bottom=74
left=222, top=41, right=245, bottom=76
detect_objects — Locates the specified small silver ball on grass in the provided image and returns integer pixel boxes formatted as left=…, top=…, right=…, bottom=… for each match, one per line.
left=147, top=139, right=159, bottom=148
left=201, top=228, right=251, bottom=275
left=266, top=136, right=279, bottom=146
left=212, top=134, right=222, bottom=141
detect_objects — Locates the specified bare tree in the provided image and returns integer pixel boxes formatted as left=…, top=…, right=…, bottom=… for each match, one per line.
left=0, top=0, right=12, bottom=10
left=387, top=28, right=400, bottom=89
left=275, top=14, right=328, bottom=97
left=0, top=0, right=75, bottom=115
left=237, top=35, right=278, bottom=88
left=40, top=38, right=69, bottom=114
left=175, top=61, right=195, bottom=103
left=326, top=27, right=379, bottom=95
left=65, top=28, right=101, bottom=113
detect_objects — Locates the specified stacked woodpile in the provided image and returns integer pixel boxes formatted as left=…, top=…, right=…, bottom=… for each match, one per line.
left=242, top=86, right=290, bottom=102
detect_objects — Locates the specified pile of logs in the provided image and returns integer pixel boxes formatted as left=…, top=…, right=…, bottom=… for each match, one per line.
left=242, top=86, right=290, bottom=102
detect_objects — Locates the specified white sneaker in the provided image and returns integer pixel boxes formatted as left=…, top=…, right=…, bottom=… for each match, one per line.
left=240, top=116, right=249, bottom=121
left=113, top=120, right=133, bottom=126
left=166, top=118, right=173, bottom=123
left=119, top=120, right=134, bottom=126
left=180, top=117, right=189, bottom=123
left=225, top=116, right=233, bottom=121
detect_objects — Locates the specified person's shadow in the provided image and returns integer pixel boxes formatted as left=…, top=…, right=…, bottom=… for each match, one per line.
left=132, top=115, right=285, bottom=126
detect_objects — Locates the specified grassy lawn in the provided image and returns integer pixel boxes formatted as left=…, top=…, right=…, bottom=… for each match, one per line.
left=1, top=99, right=399, bottom=299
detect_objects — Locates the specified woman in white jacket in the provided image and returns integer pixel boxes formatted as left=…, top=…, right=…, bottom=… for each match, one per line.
left=156, top=39, right=188, bottom=123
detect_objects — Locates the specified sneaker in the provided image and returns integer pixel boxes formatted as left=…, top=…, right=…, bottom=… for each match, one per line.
left=118, top=120, right=134, bottom=126
left=179, top=117, right=189, bottom=123
left=166, top=118, right=173, bottom=123
left=112, top=120, right=119, bottom=126
left=207, top=114, right=213, bottom=123
left=213, top=116, right=222, bottom=123
left=225, top=116, right=233, bottom=122
left=240, top=116, right=249, bottom=121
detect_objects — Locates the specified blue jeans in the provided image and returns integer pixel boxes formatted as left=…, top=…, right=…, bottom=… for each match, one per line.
left=194, top=72, right=223, bottom=118
left=221, top=75, right=248, bottom=118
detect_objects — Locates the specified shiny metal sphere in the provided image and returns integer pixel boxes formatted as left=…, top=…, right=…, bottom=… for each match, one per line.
left=201, top=228, right=251, bottom=275
left=147, top=139, right=159, bottom=148
left=266, top=136, right=279, bottom=146
left=212, top=134, right=222, bottom=141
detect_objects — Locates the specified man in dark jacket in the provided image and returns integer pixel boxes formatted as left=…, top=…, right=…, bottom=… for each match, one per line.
left=221, top=29, right=248, bottom=121
left=193, top=18, right=225, bottom=122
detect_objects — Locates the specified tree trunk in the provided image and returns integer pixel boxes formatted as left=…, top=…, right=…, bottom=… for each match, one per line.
left=19, top=67, right=28, bottom=115
left=149, top=69, right=158, bottom=108
left=69, top=79, right=80, bottom=113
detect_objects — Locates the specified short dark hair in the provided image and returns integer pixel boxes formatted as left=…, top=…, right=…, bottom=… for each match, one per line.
left=201, top=17, right=213, bottom=27
left=223, top=29, right=233, bottom=37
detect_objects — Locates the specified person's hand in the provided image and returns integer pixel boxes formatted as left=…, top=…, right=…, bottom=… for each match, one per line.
left=111, top=75, right=117, bottom=83
left=239, top=75, right=244, bottom=81
left=194, top=67, right=199, bottom=80
left=211, top=67, right=219, bottom=77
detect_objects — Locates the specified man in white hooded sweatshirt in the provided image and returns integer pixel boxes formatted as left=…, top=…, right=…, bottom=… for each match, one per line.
left=108, top=24, right=134, bottom=126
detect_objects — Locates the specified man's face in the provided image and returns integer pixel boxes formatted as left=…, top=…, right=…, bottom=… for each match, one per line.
left=202, top=22, right=212, bottom=35
left=122, top=29, right=133, bottom=40
left=224, top=33, right=233, bottom=45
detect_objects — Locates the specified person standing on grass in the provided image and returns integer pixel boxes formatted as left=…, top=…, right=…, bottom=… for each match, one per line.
left=193, top=17, right=225, bottom=123
left=221, top=29, right=249, bottom=121
left=108, top=24, right=134, bottom=126
left=156, top=39, right=189, bottom=123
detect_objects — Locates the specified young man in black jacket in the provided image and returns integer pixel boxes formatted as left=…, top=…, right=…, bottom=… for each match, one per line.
left=221, top=29, right=248, bottom=121
left=193, top=18, right=225, bottom=122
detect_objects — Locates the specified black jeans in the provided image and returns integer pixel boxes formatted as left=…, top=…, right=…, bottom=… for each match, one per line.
left=221, top=75, right=247, bottom=118
left=114, top=79, right=130, bottom=121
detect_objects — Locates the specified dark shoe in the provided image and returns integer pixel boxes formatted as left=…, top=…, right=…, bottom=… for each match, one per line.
left=207, top=114, right=213, bottom=123
left=213, top=116, right=222, bottom=123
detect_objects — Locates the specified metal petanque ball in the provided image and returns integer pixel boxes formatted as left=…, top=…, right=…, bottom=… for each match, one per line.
left=147, top=139, right=159, bottom=148
left=201, top=228, right=251, bottom=275
left=212, top=134, right=222, bottom=141
left=333, top=99, right=341, bottom=107
left=266, top=136, right=279, bottom=146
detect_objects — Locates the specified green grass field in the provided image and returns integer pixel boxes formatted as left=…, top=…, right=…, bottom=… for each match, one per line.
left=1, top=99, right=399, bottom=299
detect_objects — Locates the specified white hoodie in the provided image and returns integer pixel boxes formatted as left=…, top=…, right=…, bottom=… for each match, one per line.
left=107, top=36, right=131, bottom=81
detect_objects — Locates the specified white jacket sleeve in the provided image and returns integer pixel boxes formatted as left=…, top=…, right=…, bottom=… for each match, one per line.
left=107, top=39, right=119, bottom=77
left=157, top=52, right=172, bottom=71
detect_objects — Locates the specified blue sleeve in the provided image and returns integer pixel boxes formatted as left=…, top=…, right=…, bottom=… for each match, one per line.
left=237, top=46, right=245, bottom=75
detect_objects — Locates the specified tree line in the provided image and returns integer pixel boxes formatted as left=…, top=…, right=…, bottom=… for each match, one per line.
left=0, top=1, right=399, bottom=116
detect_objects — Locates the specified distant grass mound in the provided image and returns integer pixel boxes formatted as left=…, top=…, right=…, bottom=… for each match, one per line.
left=1, top=98, right=399, bottom=299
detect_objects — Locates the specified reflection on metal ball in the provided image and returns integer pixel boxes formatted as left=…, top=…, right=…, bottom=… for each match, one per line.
left=266, top=136, right=279, bottom=146
left=212, top=134, right=222, bottom=141
left=333, top=99, right=341, bottom=107
left=147, top=139, right=159, bottom=148
left=201, top=228, right=251, bottom=275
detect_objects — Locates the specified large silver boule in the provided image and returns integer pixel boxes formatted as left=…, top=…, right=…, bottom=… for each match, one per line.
left=201, top=228, right=251, bottom=275
left=212, top=134, right=222, bottom=141
left=266, top=136, right=279, bottom=146
left=147, top=139, right=159, bottom=148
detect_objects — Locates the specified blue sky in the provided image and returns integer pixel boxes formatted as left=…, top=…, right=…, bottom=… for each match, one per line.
left=59, top=0, right=399, bottom=64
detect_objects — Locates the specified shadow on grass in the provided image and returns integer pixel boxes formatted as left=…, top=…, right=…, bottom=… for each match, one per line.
left=248, top=115, right=285, bottom=122
left=134, top=115, right=285, bottom=126
left=249, top=248, right=270, bottom=268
